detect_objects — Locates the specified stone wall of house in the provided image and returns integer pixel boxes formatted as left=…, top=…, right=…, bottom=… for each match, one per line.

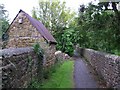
left=4, top=11, right=56, bottom=68
left=43, top=44, right=56, bottom=68
left=79, top=47, right=120, bottom=88
left=8, top=12, right=42, bottom=38
left=5, top=12, right=46, bottom=48
left=2, top=47, right=56, bottom=88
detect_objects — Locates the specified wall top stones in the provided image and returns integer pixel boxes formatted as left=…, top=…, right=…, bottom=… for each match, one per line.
left=85, top=48, right=120, bottom=61
left=2, top=47, right=33, bottom=58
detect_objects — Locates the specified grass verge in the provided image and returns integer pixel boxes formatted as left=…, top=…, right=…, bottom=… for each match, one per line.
left=30, top=60, right=74, bottom=88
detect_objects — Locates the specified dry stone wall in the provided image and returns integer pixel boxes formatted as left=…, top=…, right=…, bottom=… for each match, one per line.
left=2, top=47, right=38, bottom=88
left=79, top=47, right=120, bottom=88
left=1, top=47, right=56, bottom=88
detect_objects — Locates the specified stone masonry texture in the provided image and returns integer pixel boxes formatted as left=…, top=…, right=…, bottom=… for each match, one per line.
left=79, top=47, right=120, bottom=88
left=1, top=47, right=56, bottom=88
left=5, top=12, right=48, bottom=48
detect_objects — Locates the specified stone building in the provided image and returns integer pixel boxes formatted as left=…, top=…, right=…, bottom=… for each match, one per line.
left=5, top=9, right=57, bottom=48
left=4, top=9, right=57, bottom=67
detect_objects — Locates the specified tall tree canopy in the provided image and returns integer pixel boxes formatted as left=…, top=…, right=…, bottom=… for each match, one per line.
left=32, top=0, right=76, bottom=55
left=98, top=0, right=120, bottom=20
left=32, top=0, right=75, bottom=36
left=76, top=1, right=120, bottom=55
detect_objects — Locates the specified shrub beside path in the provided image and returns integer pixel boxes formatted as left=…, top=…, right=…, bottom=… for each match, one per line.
left=73, top=57, right=98, bottom=88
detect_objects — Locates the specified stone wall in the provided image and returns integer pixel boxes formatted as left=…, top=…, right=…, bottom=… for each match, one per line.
left=79, top=47, right=120, bottom=88
left=1, top=47, right=56, bottom=88
left=2, top=47, right=38, bottom=88
left=44, top=44, right=56, bottom=68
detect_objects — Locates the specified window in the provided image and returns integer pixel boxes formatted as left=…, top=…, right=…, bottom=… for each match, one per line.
left=18, top=18, right=23, bottom=24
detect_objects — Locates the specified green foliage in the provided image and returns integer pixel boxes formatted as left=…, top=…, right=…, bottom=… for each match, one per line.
left=32, top=0, right=75, bottom=30
left=28, top=60, right=74, bottom=88
left=33, top=42, right=44, bottom=56
left=32, top=1, right=120, bottom=56
left=32, top=0, right=76, bottom=55
left=33, top=43, right=44, bottom=82
left=43, top=60, right=62, bottom=80
left=76, top=2, right=120, bottom=55
left=41, top=60, right=74, bottom=88
left=32, top=0, right=75, bottom=41
left=28, top=53, right=64, bottom=88
left=0, top=4, right=8, bottom=19
left=57, top=28, right=78, bottom=56
left=0, top=4, right=9, bottom=37
left=28, top=56, right=32, bottom=64
left=33, top=43, right=40, bottom=53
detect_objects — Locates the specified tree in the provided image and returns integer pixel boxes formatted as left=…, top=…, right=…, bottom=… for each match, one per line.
left=32, top=0, right=75, bottom=37
left=32, top=0, right=76, bottom=55
left=0, top=4, right=9, bottom=37
left=76, top=1, right=120, bottom=55
left=0, top=4, right=7, bottom=19
left=98, top=0, right=120, bottom=20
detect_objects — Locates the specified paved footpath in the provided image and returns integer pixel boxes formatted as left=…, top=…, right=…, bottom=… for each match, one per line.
left=74, top=57, right=98, bottom=88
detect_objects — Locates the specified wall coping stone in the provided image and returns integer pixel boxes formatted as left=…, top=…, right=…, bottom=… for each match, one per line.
left=85, top=48, right=120, bottom=59
left=2, top=47, right=34, bottom=58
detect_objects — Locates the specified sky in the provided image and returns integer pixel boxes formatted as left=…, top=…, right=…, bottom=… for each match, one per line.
left=0, top=0, right=99, bottom=22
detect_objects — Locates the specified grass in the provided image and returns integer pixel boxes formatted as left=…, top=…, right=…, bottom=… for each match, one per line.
left=113, top=50, right=120, bottom=56
left=30, top=60, right=74, bottom=88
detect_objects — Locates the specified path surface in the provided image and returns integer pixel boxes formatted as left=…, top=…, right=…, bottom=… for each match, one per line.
left=74, top=57, right=98, bottom=88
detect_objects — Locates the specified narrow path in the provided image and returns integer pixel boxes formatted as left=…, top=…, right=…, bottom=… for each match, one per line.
left=74, top=57, right=98, bottom=88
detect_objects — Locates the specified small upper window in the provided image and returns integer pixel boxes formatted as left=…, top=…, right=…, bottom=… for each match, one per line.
left=18, top=18, right=23, bottom=24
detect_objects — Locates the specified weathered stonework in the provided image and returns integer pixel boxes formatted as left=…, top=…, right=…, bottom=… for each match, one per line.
left=4, top=11, right=56, bottom=68
left=1, top=47, right=56, bottom=88
left=79, top=47, right=120, bottom=88
left=2, top=47, right=38, bottom=88
left=6, top=12, right=46, bottom=48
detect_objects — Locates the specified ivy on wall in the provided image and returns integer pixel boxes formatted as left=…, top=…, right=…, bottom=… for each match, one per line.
left=33, top=43, right=44, bottom=83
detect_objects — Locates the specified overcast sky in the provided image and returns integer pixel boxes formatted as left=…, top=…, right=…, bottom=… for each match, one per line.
left=0, top=0, right=98, bottom=22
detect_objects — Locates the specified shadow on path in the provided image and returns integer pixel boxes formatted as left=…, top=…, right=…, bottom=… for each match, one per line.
left=74, top=57, right=98, bottom=88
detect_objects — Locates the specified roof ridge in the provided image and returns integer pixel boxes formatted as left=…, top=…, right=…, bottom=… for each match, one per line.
left=21, top=10, right=57, bottom=44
